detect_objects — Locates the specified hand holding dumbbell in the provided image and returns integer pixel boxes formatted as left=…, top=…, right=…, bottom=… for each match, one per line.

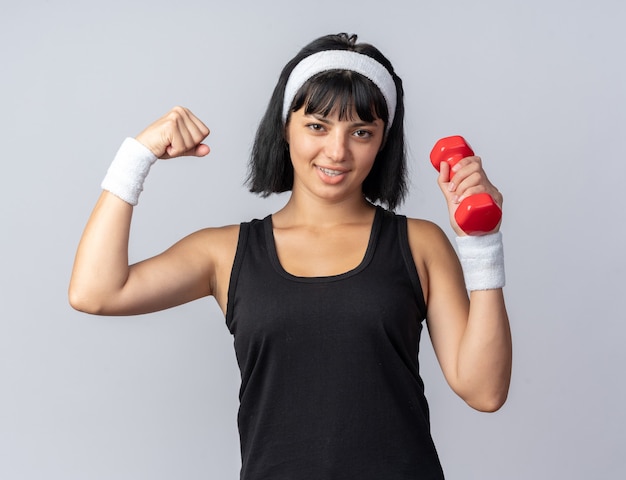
left=430, top=136, right=502, bottom=235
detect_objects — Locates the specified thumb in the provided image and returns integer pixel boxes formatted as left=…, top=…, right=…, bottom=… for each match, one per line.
left=164, top=143, right=211, bottom=159
left=193, top=143, right=210, bottom=157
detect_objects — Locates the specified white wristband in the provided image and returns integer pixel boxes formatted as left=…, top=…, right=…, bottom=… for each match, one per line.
left=101, top=137, right=158, bottom=206
left=455, top=232, right=505, bottom=291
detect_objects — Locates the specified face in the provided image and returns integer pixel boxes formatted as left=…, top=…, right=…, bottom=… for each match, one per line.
left=285, top=106, right=385, bottom=204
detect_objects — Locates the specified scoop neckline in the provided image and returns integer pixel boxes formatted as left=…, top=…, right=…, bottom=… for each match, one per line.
left=263, top=206, right=383, bottom=283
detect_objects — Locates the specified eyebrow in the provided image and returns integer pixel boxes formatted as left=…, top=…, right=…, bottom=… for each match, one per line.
left=308, top=113, right=381, bottom=128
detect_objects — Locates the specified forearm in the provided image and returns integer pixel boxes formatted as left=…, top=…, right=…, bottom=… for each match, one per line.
left=69, top=109, right=212, bottom=315
left=431, top=140, right=512, bottom=411
left=69, top=191, right=134, bottom=313
left=69, top=135, right=159, bottom=312
left=456, top=288, right=512, bottom=412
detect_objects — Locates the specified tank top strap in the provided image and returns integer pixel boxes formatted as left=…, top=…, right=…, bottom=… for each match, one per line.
left=225, top=219, right=253, bottom=330
left=370, top=209, right=427, bottom=317
left=226, top=208, right=427, bottom=327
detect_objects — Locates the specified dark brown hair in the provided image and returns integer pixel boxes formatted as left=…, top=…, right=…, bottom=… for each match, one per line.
left=247, top=33, right=407, bottom=210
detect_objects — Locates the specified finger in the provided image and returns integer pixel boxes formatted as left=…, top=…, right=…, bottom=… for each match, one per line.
left=456, top=184, right=488, bottom=203
left=139, top=109, right=184, bottom=158
left=185, top=120, right=211, bottom=150
left=172, top=106, right=210, bottom=140
left=164, top=119, right=200, bottom=157
left=437, top=161, right=452, bottom=189
left=186, top=110, right=211, bottom=140
left=436, top=161, right=464, bottom=207
left=171, top=108, right=211, bottom=156
left=450, top=158, right=489, bottom=197
left=450, top=156, right=482, bottom=182
left=456, top=179, right=503, bottom=208
left=171, top=113, right=199, bottom=156
left=164, top=130, right=190, bottom=158
left=454, top=171, right=493, bottom=200
left=175, top=123, right=197, bottom=155
left=437, top=161, right=459, bottom=197
left=136, top=107, right=211, bottom=159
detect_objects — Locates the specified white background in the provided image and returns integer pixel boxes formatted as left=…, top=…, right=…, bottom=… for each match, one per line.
left=1, top=0, right=624, bottom=478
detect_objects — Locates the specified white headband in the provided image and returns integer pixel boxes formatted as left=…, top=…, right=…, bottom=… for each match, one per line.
left=282, top=50, right=397, bottom=132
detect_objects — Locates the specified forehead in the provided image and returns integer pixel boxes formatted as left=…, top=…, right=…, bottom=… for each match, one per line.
left=296, top=71, right=386, bottom=123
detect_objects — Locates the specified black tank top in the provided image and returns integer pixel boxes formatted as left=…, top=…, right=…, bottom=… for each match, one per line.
left=226, top=206, right=444, bottom=479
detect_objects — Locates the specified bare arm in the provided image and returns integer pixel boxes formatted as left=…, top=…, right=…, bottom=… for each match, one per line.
left=68, top=107, right=232, bottom=316
left=410, top=155, right=512, bottom=412
left=414, top=223, right=511, bottom=412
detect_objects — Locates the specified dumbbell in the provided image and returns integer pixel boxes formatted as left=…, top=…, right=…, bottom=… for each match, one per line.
left=430, top=136, right=501, bottom=235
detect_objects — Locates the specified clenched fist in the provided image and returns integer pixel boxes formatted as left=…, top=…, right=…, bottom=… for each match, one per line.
left=136, top=106, right=210, bottom=159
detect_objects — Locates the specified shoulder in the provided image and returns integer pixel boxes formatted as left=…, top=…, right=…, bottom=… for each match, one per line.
left=164, top=224, right=240, bottom=276
left=405, top=217, right=454, bottom=256
left=404, top=217, right=460, bottom=302
left=176, top=223, right=240, bottom=244
left=181, top=224, right=241, bottom=260
left=177, top=224, right=241, bottom=312
left=197, top=223, right=241, bottom=242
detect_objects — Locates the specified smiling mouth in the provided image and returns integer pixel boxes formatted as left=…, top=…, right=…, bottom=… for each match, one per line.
left=318, top=166, right=345, bottom=177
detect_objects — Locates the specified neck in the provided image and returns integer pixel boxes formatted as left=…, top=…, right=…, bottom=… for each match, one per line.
left=274, top=190, right=375, bottom=228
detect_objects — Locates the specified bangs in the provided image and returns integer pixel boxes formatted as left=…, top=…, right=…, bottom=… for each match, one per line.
left=289, top=70, right=388, bottom=124
left=249, top=33, right=407, bottom=209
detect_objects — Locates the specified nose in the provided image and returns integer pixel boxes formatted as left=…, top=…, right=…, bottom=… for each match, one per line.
left=325, top=129, right=348, bottom=163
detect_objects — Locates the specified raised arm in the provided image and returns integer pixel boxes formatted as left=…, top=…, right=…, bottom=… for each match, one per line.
left=410, top=154, right=512, bottom=412
left=68, top=107, right=235, bottom=316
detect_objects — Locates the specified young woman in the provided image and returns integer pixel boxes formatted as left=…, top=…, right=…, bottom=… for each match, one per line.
left=69, top=33, right=511, bottom=479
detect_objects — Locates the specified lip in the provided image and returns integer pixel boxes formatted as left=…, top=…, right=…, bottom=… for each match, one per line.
left=315, top=165, right=349, bottom=184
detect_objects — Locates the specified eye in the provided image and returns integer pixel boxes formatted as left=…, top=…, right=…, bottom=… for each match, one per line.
left=353, top=129, right=373, bottom=138
left=306, top=123, right=325, bottom=132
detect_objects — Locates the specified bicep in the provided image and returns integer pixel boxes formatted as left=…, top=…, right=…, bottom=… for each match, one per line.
left=104, top=227, right=231, bottom=316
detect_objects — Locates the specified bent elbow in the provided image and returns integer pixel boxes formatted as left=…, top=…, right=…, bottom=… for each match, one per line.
left=68, top=292, right=94, bottom=314
left=68, top=286, right=107, bottom=315
left=467, top=390, right=509, bottom=413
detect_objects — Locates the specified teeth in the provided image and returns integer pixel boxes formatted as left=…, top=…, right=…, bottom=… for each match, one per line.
left=319, top=167, right=343, bottom=177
